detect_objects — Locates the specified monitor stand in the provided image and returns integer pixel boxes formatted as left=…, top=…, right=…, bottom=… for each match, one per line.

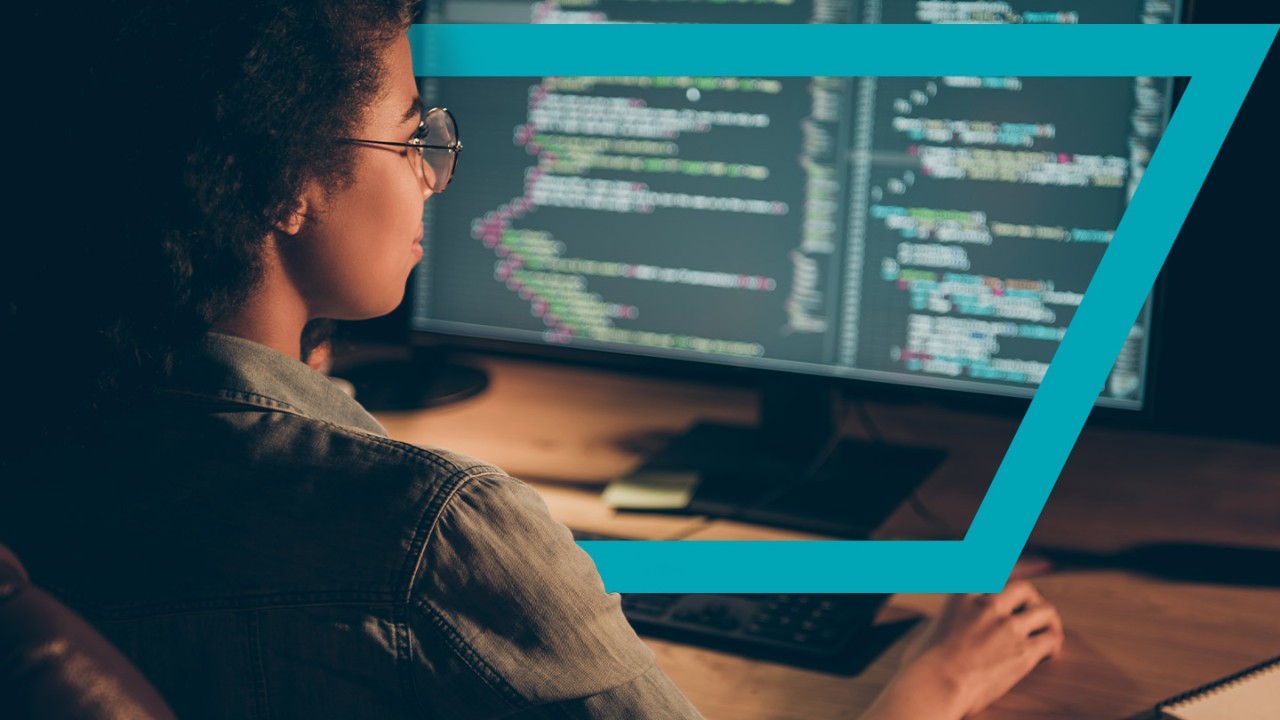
left=334, top=347, right=489, bottom=411
left=625, top=378, right=947, bottom=538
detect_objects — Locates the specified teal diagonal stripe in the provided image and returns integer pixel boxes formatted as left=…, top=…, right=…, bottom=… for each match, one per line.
left=408, top=24, right=1277, bottom=593
left=410, top=24, right=1276, bottom=77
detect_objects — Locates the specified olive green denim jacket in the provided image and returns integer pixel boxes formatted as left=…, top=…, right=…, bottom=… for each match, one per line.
left=0, top=332, right=702, bottom=719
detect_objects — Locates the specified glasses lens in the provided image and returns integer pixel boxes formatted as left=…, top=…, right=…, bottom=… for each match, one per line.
left=423, top=109, right=458, bottom=191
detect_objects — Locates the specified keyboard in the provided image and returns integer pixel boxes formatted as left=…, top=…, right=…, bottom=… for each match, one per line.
left=571, top=528, right=911, bottom=671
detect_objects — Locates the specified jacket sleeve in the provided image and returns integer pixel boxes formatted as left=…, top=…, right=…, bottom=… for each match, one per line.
left=406, top=471, right=704, bottom=719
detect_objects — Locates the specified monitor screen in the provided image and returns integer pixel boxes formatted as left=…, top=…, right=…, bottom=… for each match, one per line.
left=410, top=0, right=1182, bottom=411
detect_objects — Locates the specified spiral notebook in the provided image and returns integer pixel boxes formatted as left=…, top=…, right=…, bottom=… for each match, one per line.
left=1155, top=655, right=1279, bottom=720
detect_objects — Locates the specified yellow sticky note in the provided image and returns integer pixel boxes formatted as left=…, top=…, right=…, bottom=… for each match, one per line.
left=602, top=470, right=701, bottom=510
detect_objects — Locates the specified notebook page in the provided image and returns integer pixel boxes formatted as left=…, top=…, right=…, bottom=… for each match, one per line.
left=1162, top=662, right=1280, bottom=720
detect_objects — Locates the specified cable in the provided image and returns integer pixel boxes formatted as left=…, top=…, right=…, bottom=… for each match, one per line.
left=655, top=394, right=962, bottom=542
left=855, top=398, right=963, bottom=541
left=698, top=389, right=849, bottom=530
left=852, top=398, right=885, bottom=443
left=905, top=494, right=962, bottom=541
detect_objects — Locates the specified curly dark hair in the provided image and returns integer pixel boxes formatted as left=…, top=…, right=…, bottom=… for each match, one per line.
left=3, top=0, right=420, bottom=457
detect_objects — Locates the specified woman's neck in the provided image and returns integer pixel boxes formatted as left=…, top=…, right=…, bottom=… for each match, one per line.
left=211, top=250, right=310, bottom=361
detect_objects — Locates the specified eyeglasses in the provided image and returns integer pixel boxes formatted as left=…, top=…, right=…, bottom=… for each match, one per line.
left=339, top=107, right=461, bottom=192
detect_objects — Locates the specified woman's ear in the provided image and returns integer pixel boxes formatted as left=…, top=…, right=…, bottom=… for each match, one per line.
left=276, top=197, right=309, bottom=236
left=277, top=179, right=325, bottom=236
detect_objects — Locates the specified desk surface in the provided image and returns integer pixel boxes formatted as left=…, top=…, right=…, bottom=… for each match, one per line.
left=363, top=352, right=1280, bottom=720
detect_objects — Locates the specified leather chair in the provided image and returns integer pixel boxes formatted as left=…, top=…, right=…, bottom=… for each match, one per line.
left=0, top=544, right=175, bottom=719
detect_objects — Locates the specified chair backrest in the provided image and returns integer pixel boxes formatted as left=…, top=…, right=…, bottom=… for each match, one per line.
left=0, top=544, right=176, bottom=720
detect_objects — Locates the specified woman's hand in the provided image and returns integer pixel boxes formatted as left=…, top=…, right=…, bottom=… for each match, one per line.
left=861, top=581, right=1065, bottom=720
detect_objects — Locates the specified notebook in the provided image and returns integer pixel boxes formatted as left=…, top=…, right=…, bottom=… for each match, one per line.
left=1155, top=655, right=1280, bottom=720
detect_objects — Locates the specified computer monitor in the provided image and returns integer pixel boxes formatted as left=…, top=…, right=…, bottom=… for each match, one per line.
left=396, top=0, right=1182, bottom=535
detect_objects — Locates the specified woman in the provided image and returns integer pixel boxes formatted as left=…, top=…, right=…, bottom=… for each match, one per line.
left=2, top=1, right=1063, bottom=717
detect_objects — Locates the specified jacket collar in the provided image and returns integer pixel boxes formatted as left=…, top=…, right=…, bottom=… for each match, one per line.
left=160, top=332, right=388, bottom=438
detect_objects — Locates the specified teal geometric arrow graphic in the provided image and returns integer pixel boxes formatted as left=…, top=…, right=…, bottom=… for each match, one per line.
left=409, top=24, right=1277, bottom=592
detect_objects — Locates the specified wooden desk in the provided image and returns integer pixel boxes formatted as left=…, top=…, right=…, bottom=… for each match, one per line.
left=368, top=354, right=1280, bottom=720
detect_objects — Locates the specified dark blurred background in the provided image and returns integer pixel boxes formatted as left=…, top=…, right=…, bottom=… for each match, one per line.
left=1155, top=3, right=1280, bottom=443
